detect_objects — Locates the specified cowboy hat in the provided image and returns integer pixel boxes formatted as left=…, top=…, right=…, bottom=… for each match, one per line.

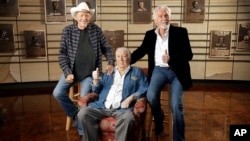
left=70, top=2, right=95, bottom=20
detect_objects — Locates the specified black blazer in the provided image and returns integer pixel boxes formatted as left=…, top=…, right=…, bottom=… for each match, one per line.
left=131, top=25, right=193, bottom=90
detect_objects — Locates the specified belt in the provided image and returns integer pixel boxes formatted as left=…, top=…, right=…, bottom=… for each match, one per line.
left=163, top=67, right=172, bottom=70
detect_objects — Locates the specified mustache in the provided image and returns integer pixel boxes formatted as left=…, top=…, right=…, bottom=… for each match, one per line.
left=159, top=23, right=169, bottom=28
left=160, top=21, right=168, bottom=24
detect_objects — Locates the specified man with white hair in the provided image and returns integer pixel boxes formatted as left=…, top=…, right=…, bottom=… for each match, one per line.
left=78, top=47, right=148, bottom=141
left=131, top=5, right=193, bottom=141
left=52, top=2, right=114, bottom=135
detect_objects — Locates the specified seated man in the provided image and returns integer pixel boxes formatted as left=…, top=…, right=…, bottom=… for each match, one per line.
left=77, top=47, right=148, bottom=141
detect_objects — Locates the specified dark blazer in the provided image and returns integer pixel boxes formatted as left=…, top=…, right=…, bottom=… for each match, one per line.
left=131, top=25, right=193, bottom=90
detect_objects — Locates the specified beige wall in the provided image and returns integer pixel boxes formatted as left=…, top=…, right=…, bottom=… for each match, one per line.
left=0, top=0, right=249, bottom=83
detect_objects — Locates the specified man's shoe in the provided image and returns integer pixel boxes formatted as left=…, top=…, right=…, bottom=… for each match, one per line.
left=155, top=123, right=164, bottom=135
left=155, top=110, right=165, bottom=135
left=72, top=109, right=79, bottom=128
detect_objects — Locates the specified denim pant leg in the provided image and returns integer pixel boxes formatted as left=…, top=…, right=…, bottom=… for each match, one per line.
left=52, top=74, right=78, bottom=117
left=79, top=76, right=93, bottom=96
left=169, top=76, right=185, bottom=141
left=77, top=76, right=93, bottom=135
left=146, top=67, right=168, bottom=126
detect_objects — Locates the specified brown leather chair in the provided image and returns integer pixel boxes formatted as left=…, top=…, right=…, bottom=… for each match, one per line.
left=76, top=68, right=148, bottom=141
left=77, top=94, right=147, bottom=141
left=66, top=68, right=148, bottom=140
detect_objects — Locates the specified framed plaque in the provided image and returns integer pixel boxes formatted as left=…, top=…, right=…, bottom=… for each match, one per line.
left=185, top=0, right=205, bottom=23
left=0, top=24, right=15, bottom=53
left=236, top=23, right=250, bottom=52
left=45, top=0, right=66, bottom=24
left=103, top=30, right=124, bottom=54
left=131, top=0, right=152, bottom=24
left=0, top=0, right=19, bottom=16
left=77, top=0, right=96, bottom=23
left=24, top=30, right=46, bottom=58
left=210, top=30, right=231, bottom=58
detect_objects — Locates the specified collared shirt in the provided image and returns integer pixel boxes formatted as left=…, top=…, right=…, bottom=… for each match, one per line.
left=104, top=66, right=130, bottom=109
left=154, top=25, right=170, bottom=67
left=88, top=66, right=148, bottom=112
left=59, top=23, right=114, bottom=78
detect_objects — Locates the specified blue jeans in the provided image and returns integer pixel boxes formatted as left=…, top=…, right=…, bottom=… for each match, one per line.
left=52, top=74, right=93, bottom=135
left=147, top=66, right=185, bottom=141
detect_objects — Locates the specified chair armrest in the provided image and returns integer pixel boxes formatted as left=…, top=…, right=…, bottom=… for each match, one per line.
left=77, top=93, right=99, bottom=107
left=133, top=97, right=147, bottom=115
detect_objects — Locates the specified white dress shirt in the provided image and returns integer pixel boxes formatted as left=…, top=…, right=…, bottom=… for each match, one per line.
left=154, top=26, right=170, bottom=67
left=104, top=66, right=130, bottom=109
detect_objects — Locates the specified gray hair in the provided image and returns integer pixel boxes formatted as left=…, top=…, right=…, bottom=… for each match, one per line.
left=152, top=5, right=172, bottom=20
left=115, top=47, right=131, bottom=59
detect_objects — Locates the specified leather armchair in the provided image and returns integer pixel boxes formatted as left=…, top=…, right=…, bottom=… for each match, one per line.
left=77, top=93, right=147, bottom=141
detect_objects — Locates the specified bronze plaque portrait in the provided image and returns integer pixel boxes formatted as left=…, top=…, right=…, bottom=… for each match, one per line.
left=131, top=0, right=152, bottom=24
left=0, top=24, right=15, bottom=53
left=77, top=0, right=96, bottom=23
left=45, top=0, right=66, bottom=24
left=103, top=30, right=124, bottom=54
left=0, top=0, right=19, bottom=16
left=185, top=0, right=205, bottom=23
left=236, top=23, right=250, bottom=52
left=210, top=30, right=231, bottom=58
left=24, top=30, right=46, bottom=58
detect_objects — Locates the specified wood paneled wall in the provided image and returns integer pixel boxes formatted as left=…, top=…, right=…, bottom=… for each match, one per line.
left=0, top=0, right=249, bottom=83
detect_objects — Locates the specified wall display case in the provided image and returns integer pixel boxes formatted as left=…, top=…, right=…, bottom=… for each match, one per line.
left=236, top=23, right=250, bottom=52
left=0, top=24, right=14, bottom=53
left=210, top=30, right=231, bottom=58
left=44, top=0, right=66, bottom=24
left=185, top=0, right=205, bottom=23
left=24, top=30, right=46, bottom=58
left=0, top=0, right=250, bottom=83
left=131, top=0, right=152, bottom=24
left=0, top=0, right=19, bottom=16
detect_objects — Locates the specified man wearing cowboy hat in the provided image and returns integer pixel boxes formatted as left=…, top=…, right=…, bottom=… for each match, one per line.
left=52, top=2, right=115, bottom=136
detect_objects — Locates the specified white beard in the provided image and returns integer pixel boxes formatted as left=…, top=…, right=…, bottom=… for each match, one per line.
left=158, top=22, right=169, bottom=30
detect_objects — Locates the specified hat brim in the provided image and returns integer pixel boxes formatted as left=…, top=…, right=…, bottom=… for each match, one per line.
left=71, top=8, right=95, bottom=20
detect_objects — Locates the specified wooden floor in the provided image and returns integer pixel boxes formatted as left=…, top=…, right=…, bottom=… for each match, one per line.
left=0, top=82, right=249, bottom=141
